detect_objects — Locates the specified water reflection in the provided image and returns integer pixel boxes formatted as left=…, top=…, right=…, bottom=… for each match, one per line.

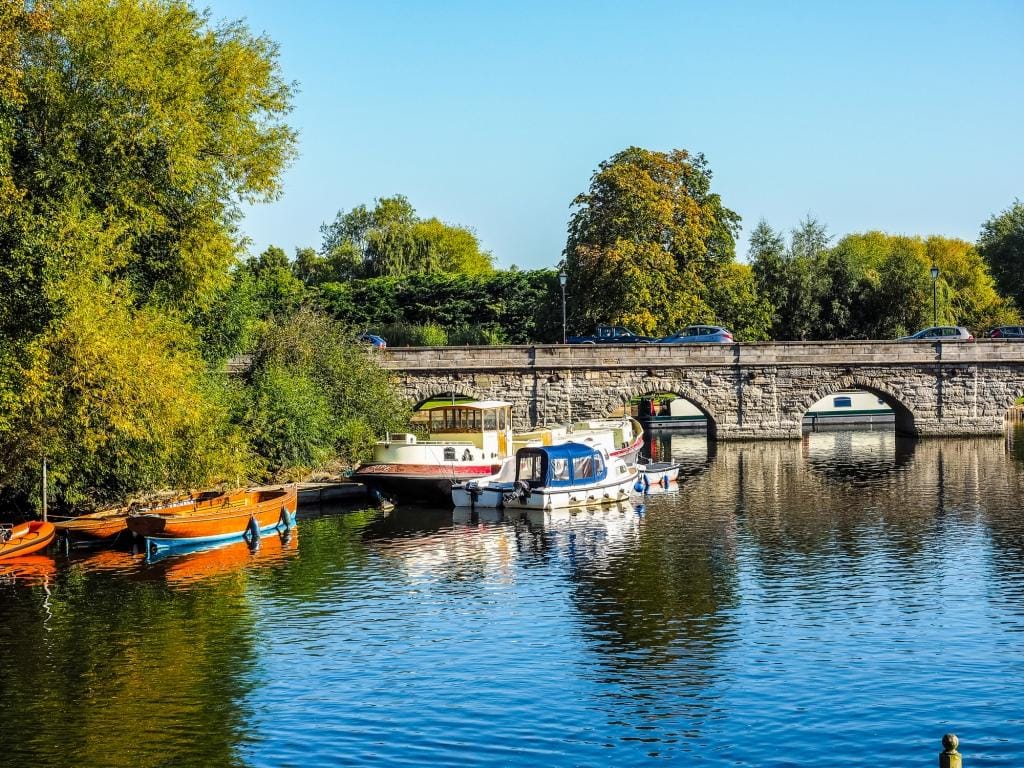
left=1, top=431, right=1024, bottom=766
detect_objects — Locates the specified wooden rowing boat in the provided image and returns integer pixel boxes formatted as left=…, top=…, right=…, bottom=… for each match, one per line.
left=0, top=521, right=56, bottom=560
left=126, top=486, right=297, bottom=551
left=54, top=490, right=242, bottom=545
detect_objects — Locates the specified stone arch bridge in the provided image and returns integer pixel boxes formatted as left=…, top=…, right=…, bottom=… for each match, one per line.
left=377, top=341, right=1024, bottom=439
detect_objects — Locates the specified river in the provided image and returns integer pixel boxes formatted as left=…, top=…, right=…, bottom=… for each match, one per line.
left=1, top=426, right=1022, bottom=766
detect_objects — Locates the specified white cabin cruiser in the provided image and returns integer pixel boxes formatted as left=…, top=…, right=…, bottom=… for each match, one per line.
left=501, top=442, right=638, bottom=512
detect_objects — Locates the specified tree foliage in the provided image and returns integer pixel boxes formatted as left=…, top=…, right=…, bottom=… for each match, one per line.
left=978, top=200, right=1024, bottom=312
left=318, top=195, right=494, bottom=280
left=243, top=310, right=410, bottom=477
left=751, top=223, right=1019, bottom=340
left=563, top=147, right=742, bottom=336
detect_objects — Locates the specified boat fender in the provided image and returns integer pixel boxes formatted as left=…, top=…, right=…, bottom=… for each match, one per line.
left=278, top=506, right=294, bottom=531
left=244, top=514, right=261, bottom=544
left=660, top=475, right=669, bottom=488
left=633, top=479, right=644, bottom=493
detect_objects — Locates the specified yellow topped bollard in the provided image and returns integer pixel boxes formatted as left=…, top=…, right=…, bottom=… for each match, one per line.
left=939, top=734, right=961, bottom=768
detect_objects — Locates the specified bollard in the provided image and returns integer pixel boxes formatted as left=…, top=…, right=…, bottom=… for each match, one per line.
left=939, top=734, right=961, bottom=768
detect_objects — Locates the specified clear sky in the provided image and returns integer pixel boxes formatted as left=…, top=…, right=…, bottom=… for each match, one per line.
left=205, top=0, right=1023, bottom=269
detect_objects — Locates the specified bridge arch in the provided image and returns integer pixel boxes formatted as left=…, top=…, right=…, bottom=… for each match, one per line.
left=793, top=374, right=918, bottom=436
left=409, top=383, right=482, bottom=411
left=600, top=377, right=719, bottom=437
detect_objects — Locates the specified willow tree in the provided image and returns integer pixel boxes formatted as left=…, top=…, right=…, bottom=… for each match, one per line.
left=0, top=0, right=296, bottom=506
left=563, top=147, right=741, bottom=336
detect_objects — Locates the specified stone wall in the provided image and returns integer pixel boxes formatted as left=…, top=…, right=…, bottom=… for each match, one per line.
left=377, top=341, right=1024, bottom=439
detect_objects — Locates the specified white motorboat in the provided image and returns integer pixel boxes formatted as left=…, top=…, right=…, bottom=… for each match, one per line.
left=451, top=455, right=517, bottom=509
left=635, top=461, right=680, bottom=491
left=501, top=442, right=638, bottom=512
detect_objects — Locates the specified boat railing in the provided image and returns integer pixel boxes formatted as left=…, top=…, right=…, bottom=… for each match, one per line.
left=398, top=439, right=476, bottom=446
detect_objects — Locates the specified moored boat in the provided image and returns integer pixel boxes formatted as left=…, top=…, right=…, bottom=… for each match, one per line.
left=0, top=520, right=56, bottom=560
left=126, top=486, right=297, bottom=552
left=54, top=490, right=241, bottom=546
left=569, top=417, right=644, bottom=465
left=355, top=401, right=517, bottom=505
left=635, top=461, right=680, bottom=490
left=501, top=442, right=638, bottom=512
left=451, top=456, right=517, bottom=509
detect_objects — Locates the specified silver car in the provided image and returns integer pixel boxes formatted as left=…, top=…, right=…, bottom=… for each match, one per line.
left=658, top=325, right=734, bottom=343
left=898, top=326, right=974, bottom=341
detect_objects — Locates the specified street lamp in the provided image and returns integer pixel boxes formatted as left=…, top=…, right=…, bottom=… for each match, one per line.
left=930, top=265, right=940, bottom=326
left=559, top=271, right=567, bottom=344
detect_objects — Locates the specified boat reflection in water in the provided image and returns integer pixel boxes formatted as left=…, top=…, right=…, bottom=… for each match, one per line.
left=0, top=554, right=58, bottom=586
left=146, top=529, right=299, bottom=588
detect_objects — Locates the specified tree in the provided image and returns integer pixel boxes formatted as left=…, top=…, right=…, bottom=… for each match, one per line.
left=749, top=217, right=832, bottom=340
left=978, top=200, right=1024, bottom=312
left=0, top=0, right=296, bottom=506
left=319, top=195, right=494, bottom=280
left=563, top=147, right=741, bottom=335
left=243, top=309, right=410, bottom=477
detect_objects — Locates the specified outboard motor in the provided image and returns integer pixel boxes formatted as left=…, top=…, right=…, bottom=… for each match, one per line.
left=503, top=480, right=531, bottom=505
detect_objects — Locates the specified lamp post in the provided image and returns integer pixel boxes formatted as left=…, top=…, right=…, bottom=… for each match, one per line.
left=559, top=271, right=567, bottom=344
left=930, top=265, right=939, bottom=326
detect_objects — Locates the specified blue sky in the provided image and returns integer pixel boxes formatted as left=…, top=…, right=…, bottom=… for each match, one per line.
left=206, top=0, right=1023, bottom=269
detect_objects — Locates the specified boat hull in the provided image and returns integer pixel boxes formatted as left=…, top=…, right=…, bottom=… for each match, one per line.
left=451, top=482, right=514, bottom=509
left=0, top=521, right=56, bottom=560
left=355, top=463, right=501, bottom=505
left=637, top=462, right=680, bottom=489
left=127, top=486, right=297, bottom=551
left=503, top=467, right=639, bottom=512
left=54, top=510, right=129, bottom=544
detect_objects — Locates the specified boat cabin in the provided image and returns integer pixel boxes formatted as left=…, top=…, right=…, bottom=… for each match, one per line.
left=515, top=443, right=609, bottom=489
left=371, top=400, right=515, bottom=465
left=424, top=401, right=513, bottom=458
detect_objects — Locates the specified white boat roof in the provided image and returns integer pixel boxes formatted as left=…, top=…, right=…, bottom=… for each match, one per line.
left=428, top=400, right=512, bottom=410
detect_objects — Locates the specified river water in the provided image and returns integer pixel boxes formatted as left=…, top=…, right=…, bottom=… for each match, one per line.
left=1, top=427, right=1023, bottom=767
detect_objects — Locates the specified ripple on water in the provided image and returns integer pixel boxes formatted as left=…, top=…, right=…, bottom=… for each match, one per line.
left=1, top=431, right=1024, bottom=766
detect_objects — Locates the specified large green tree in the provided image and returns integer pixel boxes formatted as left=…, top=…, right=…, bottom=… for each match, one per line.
left=563, top=147, right=741, bottom=336
left=0, top=0, right=296, bottom=506
left=978, top=200, right=1024, bottom=312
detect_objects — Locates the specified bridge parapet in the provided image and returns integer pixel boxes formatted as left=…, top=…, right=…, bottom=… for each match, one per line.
left=380, top=340, right=1024, bottom=370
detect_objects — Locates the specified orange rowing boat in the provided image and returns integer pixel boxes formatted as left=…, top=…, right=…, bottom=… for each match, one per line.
left=55, top=489, right=241, bottom=545
left=126, top=486, right=297, bottom=551
left=0, top=521, right=56, bottom=560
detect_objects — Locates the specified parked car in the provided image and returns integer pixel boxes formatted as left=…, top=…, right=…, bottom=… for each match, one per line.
left=987, top=325, right=1024, bottom=339
left=657, top=325, right=734, bottom=344
left=567, top=325, right=656, bottom=344
left=898, top=326, right=973, bottom=341
left=358, top=332, right=387, bottom=348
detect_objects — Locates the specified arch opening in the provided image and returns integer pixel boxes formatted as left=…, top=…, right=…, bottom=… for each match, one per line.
left=610, top=390, right=717, bottom=436
left=800, top=385, right=915, bottom=436
left=1007, top=389, right=1024, bottom=457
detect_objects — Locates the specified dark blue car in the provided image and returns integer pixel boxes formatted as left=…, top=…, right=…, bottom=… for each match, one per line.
left=358, top=332, right=387, bottom=349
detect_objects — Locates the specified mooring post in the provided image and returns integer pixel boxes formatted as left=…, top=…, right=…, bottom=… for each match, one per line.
left=41, top=456, right=48, bottom=522
left=939, top=734, right=962, bottom=768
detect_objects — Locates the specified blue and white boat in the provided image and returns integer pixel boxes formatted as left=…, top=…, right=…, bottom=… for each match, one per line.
left=501, top=442, right=638, bottom=512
